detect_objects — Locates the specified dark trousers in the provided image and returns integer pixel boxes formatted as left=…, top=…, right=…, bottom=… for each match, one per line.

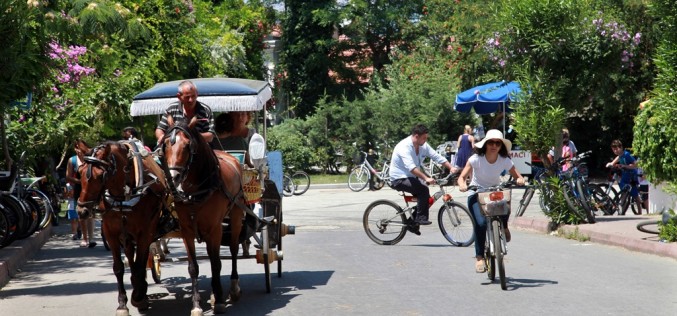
left=391, top=177, right=430, bottom=219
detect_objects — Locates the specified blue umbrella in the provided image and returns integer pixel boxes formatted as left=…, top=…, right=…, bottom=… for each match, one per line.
left=454, top=81, right=521, bottom=115
left=130, top=77, right=272, bottom=116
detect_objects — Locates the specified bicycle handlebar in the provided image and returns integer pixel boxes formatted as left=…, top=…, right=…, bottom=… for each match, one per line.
left=467, top=179, right=518, bottom=192
left=434, top=173, right=458, bottom=187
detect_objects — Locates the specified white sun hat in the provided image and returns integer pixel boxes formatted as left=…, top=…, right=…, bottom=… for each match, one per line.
left=474, top=129, right=512, bottom=153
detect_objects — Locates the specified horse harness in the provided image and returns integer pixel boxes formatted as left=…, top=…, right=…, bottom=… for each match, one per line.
left=82, top=141, right=165, bottom=212
left=159, top=125, right=259, bottom=239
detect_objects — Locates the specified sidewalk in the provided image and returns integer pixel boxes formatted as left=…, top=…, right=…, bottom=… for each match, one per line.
left=512, top=207, right=677, bottom=260
left=0, top=224, right=53, bottom=288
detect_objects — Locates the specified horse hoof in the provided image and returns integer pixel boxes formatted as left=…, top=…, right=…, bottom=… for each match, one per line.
left=190, top=307, right=203, bottom=316
left=131, top=297, right=149, bottom=311
left=213, top=303, right=227, bottom=314
left=115, top=308, right=130, bottom=316
left=228, top=289, right=241, bottom=303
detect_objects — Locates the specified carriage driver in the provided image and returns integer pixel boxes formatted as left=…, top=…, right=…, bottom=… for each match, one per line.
left=155, top=80, right=216, bottom=145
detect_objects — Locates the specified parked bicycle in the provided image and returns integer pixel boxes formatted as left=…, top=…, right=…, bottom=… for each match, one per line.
left=348, top=150, right=391, bottom=192
left=0, top=152, right=43, bottom=247
left=589, top=167, right=641, bottom=216
left=557, top=151, right=596, bottom=223
left=469, top=181, right=514, bottom=290
left=282, top=168, right=310, bottom=197
left=514, top=162, right=551, bottom=217
left=362, top=174, right=475, bottom=246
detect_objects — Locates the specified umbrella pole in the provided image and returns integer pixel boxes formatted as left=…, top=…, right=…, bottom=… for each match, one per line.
left=502, top=102, right=506, bottom=136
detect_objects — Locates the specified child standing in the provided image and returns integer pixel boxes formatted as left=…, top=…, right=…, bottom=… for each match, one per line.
left=65, top=183, right=81, bottom=240
left=605, top=140, right=643, bottom=214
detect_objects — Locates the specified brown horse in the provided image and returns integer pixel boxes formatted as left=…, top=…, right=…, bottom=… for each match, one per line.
left=159, top=119, right=245, bottom=316
left=76, top=140, right=167, bottom=316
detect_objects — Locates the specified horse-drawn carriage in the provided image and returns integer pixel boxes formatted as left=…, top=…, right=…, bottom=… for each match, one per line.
left=76, top=78, right=294, bottom=316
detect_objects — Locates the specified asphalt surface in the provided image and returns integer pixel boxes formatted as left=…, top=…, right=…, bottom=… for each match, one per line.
left=1, top=183, right=675, bottom=289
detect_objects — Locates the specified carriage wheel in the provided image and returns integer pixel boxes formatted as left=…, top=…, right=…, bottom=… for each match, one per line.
left=149, top=243, right=162, bottom=284
left=277, top=210, right=283, bottom=278
left=264, top=253, right=271, bottom=293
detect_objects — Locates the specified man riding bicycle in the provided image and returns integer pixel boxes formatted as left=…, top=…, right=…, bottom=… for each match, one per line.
left=389, top=124, right=456, bottom=226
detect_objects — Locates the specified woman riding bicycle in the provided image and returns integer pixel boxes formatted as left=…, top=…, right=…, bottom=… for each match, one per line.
left=457, top=129, right=525, bottom=273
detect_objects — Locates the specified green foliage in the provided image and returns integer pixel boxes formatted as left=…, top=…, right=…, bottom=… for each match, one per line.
left=633, top=0, right=677, bottom=186
left=0, top=1, right=50, bottom=105
left=658, top=210, right=677, bottom=243
left=266, top=119, right=317, bottom=171
left=511, top=67, right=566, bottom=162
left=540, top=176, right=585, bottom=226
left=559, top=226, right=591, bottom=242
left=491, top=0, right=654, bottom=169
left=279, top=0, right=335, bottom=118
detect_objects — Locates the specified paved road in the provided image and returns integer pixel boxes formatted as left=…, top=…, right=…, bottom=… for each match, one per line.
left=1, top=186, right=677, bottom=315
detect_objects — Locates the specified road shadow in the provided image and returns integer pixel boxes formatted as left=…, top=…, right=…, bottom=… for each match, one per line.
left=144, top=270, right=333, bottom=315
left=482, top=277, right=558, bottom=291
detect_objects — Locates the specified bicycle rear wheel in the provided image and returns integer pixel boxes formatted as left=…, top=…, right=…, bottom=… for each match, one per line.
left=561, top=183, right=588, bottom=222
left=437, top=201, right=475, bottom=247
left=348, top=167, right=369, bottom=192
left=19, top=195, right=41, bottom=239
left=494, top=220, right=507, bottom=290
left=0, top=205, right=10, bottom=247
left=291, top=171, right=310, bottom=195
left=282, top=175, right=295, bottom=197
left=0, top=195, right=28, bottom=242
left=636, top=220, right=660, bottom=234
left=28, top=189, right=53, bottom=229
left=363, top=200, right=407, bottom=245
left=588, top=184, right=615, bottom=215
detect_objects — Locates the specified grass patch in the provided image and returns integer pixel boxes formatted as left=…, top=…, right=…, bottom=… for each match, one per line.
left=309, top=173, right=348, bottom=184
left=557, top=226, right=590, bottom=242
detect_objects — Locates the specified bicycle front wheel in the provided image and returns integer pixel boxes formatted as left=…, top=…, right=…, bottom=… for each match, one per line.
left=291, top=171, right=310, bottom=195
left=494, top=220, right=507, bottom=290
left=576, top=179, right=596, bottom=223
left=636, top=220, right=660, bottom=234
left=348, top=167, right=369, bottom=192
left=437, top=201, right=475, bottom=247
left=363, top=200, right=407, bottom=245
left=516, top=187, right=535, bottom=217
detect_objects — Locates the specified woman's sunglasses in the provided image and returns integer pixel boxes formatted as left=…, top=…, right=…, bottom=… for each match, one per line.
left=485, top=140, right=503, bottom=146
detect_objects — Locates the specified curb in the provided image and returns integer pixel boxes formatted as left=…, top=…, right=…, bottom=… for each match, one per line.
left=0, top=225, right=53, bottom=288
left=512, top=217, right=677, bottom=260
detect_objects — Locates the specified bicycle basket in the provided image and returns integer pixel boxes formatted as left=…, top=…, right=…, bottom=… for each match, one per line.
left=352, top=152, right=365, bottom=164
left=478, top=189, right=511, bottom=217
left=576, top=162, right=589, bottom=177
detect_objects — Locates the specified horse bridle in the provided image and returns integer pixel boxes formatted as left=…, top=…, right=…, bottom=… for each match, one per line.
left=77, top=144, right=118, bottom=209
left=160, top=125, right=197, bottom=201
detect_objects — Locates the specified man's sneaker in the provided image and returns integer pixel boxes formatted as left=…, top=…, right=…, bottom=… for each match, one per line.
left=415, top=216, right=432, bottom=225
left=406, top=224, right=421, bottom=236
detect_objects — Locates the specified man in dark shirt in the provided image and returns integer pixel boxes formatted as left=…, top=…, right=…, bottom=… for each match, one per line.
left=154, top=80, right=215, bottom=145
